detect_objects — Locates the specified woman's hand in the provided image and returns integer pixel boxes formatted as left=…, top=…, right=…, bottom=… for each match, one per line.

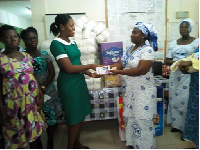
left=91, top=73, right=102, bottom=78
left=89, top=64, right=99, bottom=71
left=178, top=61, right=192, bottom=74
left=109, top=69, right=120, bottom=75
left=37, top=89, right=44, bottom=112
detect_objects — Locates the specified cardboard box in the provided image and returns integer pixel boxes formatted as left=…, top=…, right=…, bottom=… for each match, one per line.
left=99, top=42, right=123, bottom=65
left=155, top=86, right=164, bottom=136
left=104, top=74, right=121, bottom=87
left=155, top=107, right=164, bottom=136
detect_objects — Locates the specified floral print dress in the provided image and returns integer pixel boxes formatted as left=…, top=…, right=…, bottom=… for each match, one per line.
left=33, top=51, right=64, bottom=125
left=0, top=52, right=46, bottom=149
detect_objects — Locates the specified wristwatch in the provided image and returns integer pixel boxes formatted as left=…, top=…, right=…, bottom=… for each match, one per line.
left=41, top=86, right=46, bottom=90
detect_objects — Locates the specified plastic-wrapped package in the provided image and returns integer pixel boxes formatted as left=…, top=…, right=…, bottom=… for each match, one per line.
left=75, top=19, right=85, bottom=28
left=79, top=15, right=90, bottom=25
left=93, top=22, right=106, bottom=35
left=74, top=33, right=82, bottom=40
left=93, top=84, right=101, bottom=90
left=75, top=26, right=82, bottom=34
left=87, top=46, right=96, bottom=54
left=96, top=34, right=105, bottom=44
left=89, top=32, right=97, bottom=38
left=84, top=20, right=98, bottom=31
left=82, top=30, right=91, bottom=39
left=99, top=42, right=123, bottom=65
left=100, top=29, right=110, bottom=39
left=87, top=58, right=95, bottom=64
left=86, top=38, right=96, bottom=46
left=79, top=46, right=88, bottom=55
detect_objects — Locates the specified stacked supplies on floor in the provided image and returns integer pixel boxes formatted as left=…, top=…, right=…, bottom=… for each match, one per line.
left=73, top=15, right=110, bottom=90
left=84, top=87, right=122, bottom=121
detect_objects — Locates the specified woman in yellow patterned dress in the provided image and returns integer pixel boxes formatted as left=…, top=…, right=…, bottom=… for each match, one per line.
left=0, top=25, right=46, bottom=148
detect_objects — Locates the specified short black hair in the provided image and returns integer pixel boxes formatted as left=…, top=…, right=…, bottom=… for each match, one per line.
left=20, top=27, right=38, bottom=41
left=0, top=24, right=16, bottom=39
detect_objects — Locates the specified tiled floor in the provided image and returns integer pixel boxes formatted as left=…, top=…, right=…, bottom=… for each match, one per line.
left=39, top=115, right=197, bottom=149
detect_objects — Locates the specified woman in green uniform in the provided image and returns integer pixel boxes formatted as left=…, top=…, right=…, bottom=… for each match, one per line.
left=50, top=14, right=99, bottom=149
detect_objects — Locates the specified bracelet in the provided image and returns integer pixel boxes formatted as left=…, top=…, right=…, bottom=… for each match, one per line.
left=41, top=86, right=46, bottom=90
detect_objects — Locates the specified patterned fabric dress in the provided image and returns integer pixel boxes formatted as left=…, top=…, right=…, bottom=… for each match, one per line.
left=166, top=38, right=199, bottom=131
left=183, top=72, right=199, bottom=148
left=0, top=52, right=46, bottom=149
left=121, top=45, right=157, bottom=148
left=183, top=50, right=199, bottom=148
left=32, top=51, right=64, bottom=125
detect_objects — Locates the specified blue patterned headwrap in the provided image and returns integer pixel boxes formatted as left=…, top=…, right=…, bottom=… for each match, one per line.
left=135, top=22, right=158, bottom=51
left=179, top=18, right=193, bottom=32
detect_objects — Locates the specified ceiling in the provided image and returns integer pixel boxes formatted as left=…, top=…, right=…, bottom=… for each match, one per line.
left=0, top=0, right=32, bottom=20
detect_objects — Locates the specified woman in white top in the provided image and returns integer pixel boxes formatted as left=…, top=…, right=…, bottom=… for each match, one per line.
left=165, top=18, right=199, bottom=134
left=109, top=22, right=158, bottom=149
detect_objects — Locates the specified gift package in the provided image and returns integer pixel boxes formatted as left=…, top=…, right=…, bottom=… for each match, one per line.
left=99, top=42, right=123, bottom=65
left=104, top=74, right=121, bottom=87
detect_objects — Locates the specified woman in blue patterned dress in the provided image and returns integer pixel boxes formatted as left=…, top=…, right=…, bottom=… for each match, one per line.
left=178, top=48, right=199, bottom=148
left=109, top=22, right=158, bottom=149
left=165, top=18, right=199, bottom=133
left=20, top=27, right=64, bottom=149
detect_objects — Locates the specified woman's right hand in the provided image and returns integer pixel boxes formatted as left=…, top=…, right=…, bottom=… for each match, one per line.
left=88, top=64, right=99, bottom=71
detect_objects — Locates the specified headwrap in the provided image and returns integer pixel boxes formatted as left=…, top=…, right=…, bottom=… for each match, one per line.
left=135, top=22, right=158, bottom=51
left=179, top=18, right=193, bottom=32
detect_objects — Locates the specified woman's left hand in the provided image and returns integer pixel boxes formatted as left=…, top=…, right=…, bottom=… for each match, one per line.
left=109, top=69, right=120, bottom=75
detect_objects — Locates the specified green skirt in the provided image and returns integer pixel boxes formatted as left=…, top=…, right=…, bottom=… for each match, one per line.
left=57, top=72, right=92, bottom=125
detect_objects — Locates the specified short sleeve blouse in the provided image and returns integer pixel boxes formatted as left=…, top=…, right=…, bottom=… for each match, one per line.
left=166, top=38, right=199, bottom=61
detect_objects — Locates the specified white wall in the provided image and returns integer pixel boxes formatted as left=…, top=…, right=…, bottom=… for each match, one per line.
left=167, top=0, right=199, bottom=22
left=0, top=9, right=32, bottom=29
left=30, top=0, right=105, bottom=42
left=167, top=0, right=199, bottom=38
left=166, top=0, right=199, bottom=55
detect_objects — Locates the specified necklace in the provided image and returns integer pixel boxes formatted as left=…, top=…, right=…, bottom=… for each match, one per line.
left=181, top=36, right=190, bottom=42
